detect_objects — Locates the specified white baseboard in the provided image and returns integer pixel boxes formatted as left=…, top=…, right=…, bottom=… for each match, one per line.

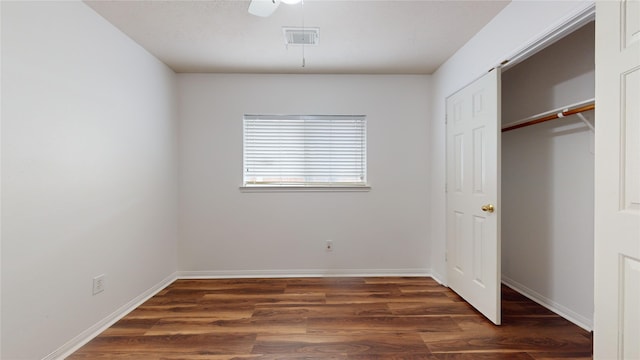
left=44, top=272, right=178, bottom=360
left=501, top=276, right=593, bottom=331
left=177, top=268, right=432, bottom=279
left=429, top=270, right=446, bottom=286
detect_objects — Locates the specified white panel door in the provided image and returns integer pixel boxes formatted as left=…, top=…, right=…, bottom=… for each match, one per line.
left=446, top=69, right=501, bottom=325
left=594, top=1, right=640, bottom=358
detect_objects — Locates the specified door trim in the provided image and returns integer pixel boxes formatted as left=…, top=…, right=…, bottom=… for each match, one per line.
left=501, top=3, right=595, bottom=71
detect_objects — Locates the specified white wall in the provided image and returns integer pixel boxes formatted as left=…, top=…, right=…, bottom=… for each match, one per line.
left=1, top=2, right=178, bottom=359
left=501, top=23, right=594, bottom=328
left=502, top=23, right=595, bottom=123
left=178, top=74, right=431, bottom=275
left=1, top=2, right=4, bottom=356
left=429, top=0, right=593, bottom=282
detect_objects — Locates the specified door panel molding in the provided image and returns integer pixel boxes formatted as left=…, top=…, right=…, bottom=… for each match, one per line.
left=594, top=1, right=640, bottom=358
left=446, top=69, right=501, bottom=325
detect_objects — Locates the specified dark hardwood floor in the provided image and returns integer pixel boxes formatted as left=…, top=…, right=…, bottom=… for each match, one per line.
left=68, top=277, right=592, bottom=359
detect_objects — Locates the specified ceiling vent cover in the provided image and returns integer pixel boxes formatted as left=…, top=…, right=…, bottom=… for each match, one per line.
left=283, top=27, right=319, bottom=46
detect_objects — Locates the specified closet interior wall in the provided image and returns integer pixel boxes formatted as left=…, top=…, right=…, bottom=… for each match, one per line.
left=501, top=22, right=595, bottom=329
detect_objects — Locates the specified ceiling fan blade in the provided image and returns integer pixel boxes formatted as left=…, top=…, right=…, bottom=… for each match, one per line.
left=248, top=0, right=280, bottom=17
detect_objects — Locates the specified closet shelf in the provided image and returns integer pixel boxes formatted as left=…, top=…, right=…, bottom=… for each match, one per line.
left=502, top=99, right=595, bottom=132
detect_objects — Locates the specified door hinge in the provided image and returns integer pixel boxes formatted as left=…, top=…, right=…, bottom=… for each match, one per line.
left=445, top=251, right=448, bottom=262
left=445, top=183, right=448, bottom=193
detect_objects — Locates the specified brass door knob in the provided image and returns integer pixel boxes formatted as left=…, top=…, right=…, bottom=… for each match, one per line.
left=481, top=204, right=495, bottom=213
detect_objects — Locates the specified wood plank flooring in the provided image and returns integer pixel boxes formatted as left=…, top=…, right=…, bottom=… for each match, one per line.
left=68, top=277, right=592, bottom=359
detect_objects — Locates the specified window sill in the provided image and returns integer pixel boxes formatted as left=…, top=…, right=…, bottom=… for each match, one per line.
left=239, top=185, right=371, bottom=193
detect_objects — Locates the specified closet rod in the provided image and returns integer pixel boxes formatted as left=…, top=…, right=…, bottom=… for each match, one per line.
left=502, top=103, right=595, bottom=132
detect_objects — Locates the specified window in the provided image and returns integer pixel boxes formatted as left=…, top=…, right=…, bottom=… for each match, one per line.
left=243, top=115, right=367, bottom=189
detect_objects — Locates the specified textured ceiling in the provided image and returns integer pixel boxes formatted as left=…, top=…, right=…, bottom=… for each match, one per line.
left=85, top=0, right=510, bottom=74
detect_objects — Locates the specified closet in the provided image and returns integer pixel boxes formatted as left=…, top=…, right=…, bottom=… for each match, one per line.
left=500, top=21, right=595, bottom=330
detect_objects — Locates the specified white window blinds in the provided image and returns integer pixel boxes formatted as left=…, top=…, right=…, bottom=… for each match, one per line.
left=243, top=115, right=367, bottom=187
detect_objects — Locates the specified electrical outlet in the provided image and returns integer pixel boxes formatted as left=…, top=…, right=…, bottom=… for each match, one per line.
left=93, top=274, right=106, bottom=295
left=326, top=240, right=333, bottom=252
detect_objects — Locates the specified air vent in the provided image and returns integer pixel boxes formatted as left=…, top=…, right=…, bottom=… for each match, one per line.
left=283, top=27, right=319, bottom=46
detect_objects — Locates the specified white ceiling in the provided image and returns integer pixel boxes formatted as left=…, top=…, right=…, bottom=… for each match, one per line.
left=85, top=0, right=510, bottom=74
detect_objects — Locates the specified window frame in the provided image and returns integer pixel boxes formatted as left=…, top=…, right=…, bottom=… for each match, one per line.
left=240, top=114, right=370, bottom=192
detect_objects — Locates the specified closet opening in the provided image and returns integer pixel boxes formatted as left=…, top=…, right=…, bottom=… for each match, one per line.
left=500, top=20, right=595, bottom=331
